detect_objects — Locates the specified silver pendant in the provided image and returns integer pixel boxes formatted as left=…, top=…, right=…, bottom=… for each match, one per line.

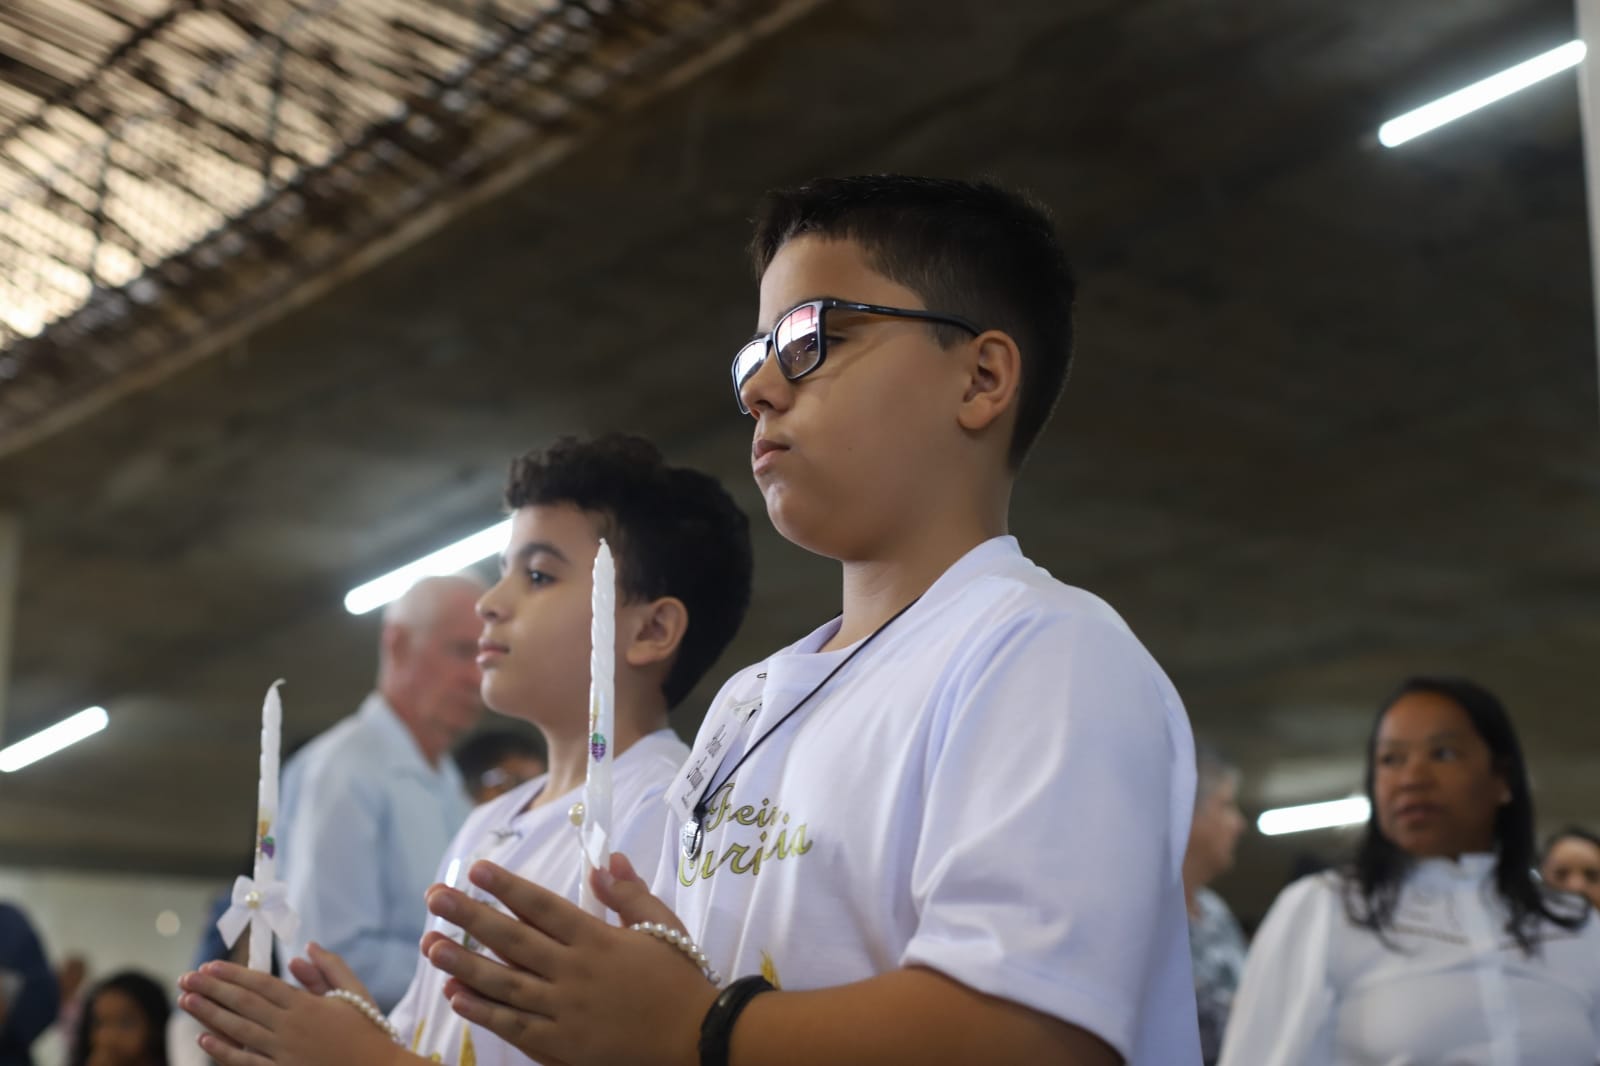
left=680, top=818, right=705, bottom=862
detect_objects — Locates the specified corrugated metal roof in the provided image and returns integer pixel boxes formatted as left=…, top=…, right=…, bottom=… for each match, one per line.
left=0, top=0, right=814, bottom=453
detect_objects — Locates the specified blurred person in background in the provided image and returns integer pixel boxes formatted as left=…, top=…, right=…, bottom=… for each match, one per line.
left=277, top=574, right=485, bottom=1010
left=1540, top=825, right=1600, bottom=909
left=69, top=972, right=167, bottom=1066
left=0, top=901, right=57, bottom=1066
left=452, top=727, right=546, bottom=805
left=52, top=956, right=88, bottom=1062
left=1220, top=677, right=1600, bottom=1064
left=1184, top=739, right=1248, bottom=1065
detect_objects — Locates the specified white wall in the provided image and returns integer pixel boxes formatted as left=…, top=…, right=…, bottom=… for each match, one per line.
left=0, top=866, right=222, bottom=1065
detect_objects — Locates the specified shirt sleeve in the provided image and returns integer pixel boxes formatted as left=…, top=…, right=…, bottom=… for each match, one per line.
left=0, top=903, right=58, bottom=1051
left=899, top=611, right=1193, bottom=1061
left=282, top=765, right=416, bottom=1011
left=1216, top=876, right=1338, bottom=1066
left=613, top=778, right=677, bottom=923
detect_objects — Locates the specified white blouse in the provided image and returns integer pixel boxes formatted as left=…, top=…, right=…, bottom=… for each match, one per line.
left=1219, top=855, right=1600, bottom=1066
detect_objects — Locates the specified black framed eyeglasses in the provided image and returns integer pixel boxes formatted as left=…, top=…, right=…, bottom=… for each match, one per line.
left=731, top=298, right=984, bottom=414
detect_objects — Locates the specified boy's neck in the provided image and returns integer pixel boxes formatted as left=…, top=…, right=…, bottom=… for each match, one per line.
left=529, top=692, right=670, bottom=809
left=824, top=506, right=1008, bottom=652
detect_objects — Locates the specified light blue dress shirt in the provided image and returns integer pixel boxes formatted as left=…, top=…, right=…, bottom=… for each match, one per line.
left=278, top=693, right=471, bottom=1011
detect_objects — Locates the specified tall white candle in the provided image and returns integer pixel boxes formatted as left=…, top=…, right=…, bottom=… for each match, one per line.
left=578, top=540, right=615, bottom=918
left=251, top=679, right=284, bottom=970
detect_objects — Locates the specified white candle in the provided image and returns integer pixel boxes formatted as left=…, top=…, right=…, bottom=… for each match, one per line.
left=215, top=680, right=297, bottom=970
left=251, top=679, right=284, bottom=970
left=578, top=540, right=615, bottom=918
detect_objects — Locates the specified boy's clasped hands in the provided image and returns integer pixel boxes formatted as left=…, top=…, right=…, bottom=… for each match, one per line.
left=179, top=853, right=715, bottom=1066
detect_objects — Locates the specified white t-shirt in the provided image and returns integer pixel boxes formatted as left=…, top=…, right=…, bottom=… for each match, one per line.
left=655, top=536, right=1201, bottom=1064
left=390, top=728, right=688, bottom=1064
left=1218, top=856, right=1600, bottom=1066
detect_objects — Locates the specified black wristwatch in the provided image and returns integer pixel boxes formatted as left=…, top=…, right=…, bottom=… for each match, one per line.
left=699, top=975, right=776, bottom=1066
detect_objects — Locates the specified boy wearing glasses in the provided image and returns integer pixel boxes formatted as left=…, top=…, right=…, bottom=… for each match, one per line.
left=194, top=176, right=1201, bottom=1066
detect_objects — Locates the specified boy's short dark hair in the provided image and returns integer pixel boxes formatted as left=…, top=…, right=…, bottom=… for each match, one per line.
left=749, top=174, right=1076, bottom=468
left=504, top=434, right=752, bottom=708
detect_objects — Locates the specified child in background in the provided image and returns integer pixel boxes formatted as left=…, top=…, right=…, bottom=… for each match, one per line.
left=72, top=972, right=169, bottom=1066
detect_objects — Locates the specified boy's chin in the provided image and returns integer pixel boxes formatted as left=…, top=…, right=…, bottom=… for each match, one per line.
left=479, top=674, right=544, bottom=723
left=766, top=499, right=843, bottom=559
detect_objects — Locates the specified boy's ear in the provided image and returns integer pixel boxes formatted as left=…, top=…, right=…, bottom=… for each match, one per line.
left=955, top=330, right=1022, bottom=434
left=622, top=596, right=690, bottom=670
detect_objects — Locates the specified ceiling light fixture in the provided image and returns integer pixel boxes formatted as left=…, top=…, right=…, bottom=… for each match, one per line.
left=1378, top=40, right=1585, bottom=148
left=0, top=706, right=110, bottom=773
left=1257, top=795, right=1371, bottom=836
left=343, top=520, right=510, bottom=615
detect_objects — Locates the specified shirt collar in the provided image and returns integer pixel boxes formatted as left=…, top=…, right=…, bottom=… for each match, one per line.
left=358, top=692, right=451, bottom=779
left=785, top=535, right=1025, bottom=656
left=1412, top=851, right=1498, bottom=887
left=917, top=534, right=1023, bottom=608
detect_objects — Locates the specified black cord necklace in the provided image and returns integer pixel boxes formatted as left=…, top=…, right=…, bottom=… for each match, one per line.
left=680, top=596, right=922, bottom=863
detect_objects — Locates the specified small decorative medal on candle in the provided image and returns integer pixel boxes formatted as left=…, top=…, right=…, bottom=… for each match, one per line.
left=217, top=679, right=299, bottom=970
left=575, top=539, right=615, bottom=918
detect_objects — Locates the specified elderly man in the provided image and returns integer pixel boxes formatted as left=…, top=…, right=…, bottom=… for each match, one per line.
left=279, top=575, right=485, bottom=1010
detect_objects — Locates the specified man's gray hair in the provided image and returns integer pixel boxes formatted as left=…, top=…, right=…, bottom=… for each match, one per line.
left=1195, top=738, right=1239, bottom=805
left=382, top=574, right=486, bottom=634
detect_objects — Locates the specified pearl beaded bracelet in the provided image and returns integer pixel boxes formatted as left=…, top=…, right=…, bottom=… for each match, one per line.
left=630, top=921, right=723, bottom=987
left=324, top=988, right=401, bottom=1043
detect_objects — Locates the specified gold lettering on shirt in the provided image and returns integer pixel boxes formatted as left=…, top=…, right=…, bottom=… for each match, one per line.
left=409, top=1018, right=450, bottom=1063
left=460, top=1029, right=477, bottom=1066
left=760, top=950, right=782, bottom=989
left=680, top=785, right=813, bottom=886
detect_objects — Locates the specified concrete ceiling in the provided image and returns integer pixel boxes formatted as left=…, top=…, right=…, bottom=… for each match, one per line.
left=1, top=0, right=1596, bottom=922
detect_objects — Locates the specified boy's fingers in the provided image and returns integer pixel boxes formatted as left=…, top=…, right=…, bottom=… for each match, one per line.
left=444, top=985, right=560, bottom=1061
left=198, top=1031, right=274, bottom=1066
left=426, top=886, right=561, bottom=976
left=469, top=861, right=587, bottom=944
left=307, top=943, right=358, bottom=985
left=178, top=991, right=275, bottom=1053
left=181, top=972, right=278, bottom=1023
left=420, top=930, right=452, bottom=958
left=424, top=937, right=556, bottom=1019
left=198, top=962, right=297, bottom=1010
left=593, top=853, right=682, bottom=932
left=306, top=943, right=369, bottom=999
left=286, top=957, right=328, bottom=995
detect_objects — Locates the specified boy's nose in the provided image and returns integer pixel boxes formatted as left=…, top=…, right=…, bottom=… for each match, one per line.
left=739, top=347, right=793, bottom=415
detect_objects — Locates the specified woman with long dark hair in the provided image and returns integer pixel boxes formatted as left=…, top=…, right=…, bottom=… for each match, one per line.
left=70, top=971, right=169, bottom=1066
left=1218, top=677, right=1600, bottom=1064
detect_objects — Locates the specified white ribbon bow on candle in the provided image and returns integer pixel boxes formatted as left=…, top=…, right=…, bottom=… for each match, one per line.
left=217, top=874, right=299, bottom=949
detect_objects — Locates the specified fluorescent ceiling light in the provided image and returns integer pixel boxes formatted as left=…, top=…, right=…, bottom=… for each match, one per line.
left=343, top=519, right=510, bottom=615
left=1379, top=40, right=1586, bottom=148
left=1257, top=795, right=1370, bottom=836
left=0, top=706, right=110, bottom=773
